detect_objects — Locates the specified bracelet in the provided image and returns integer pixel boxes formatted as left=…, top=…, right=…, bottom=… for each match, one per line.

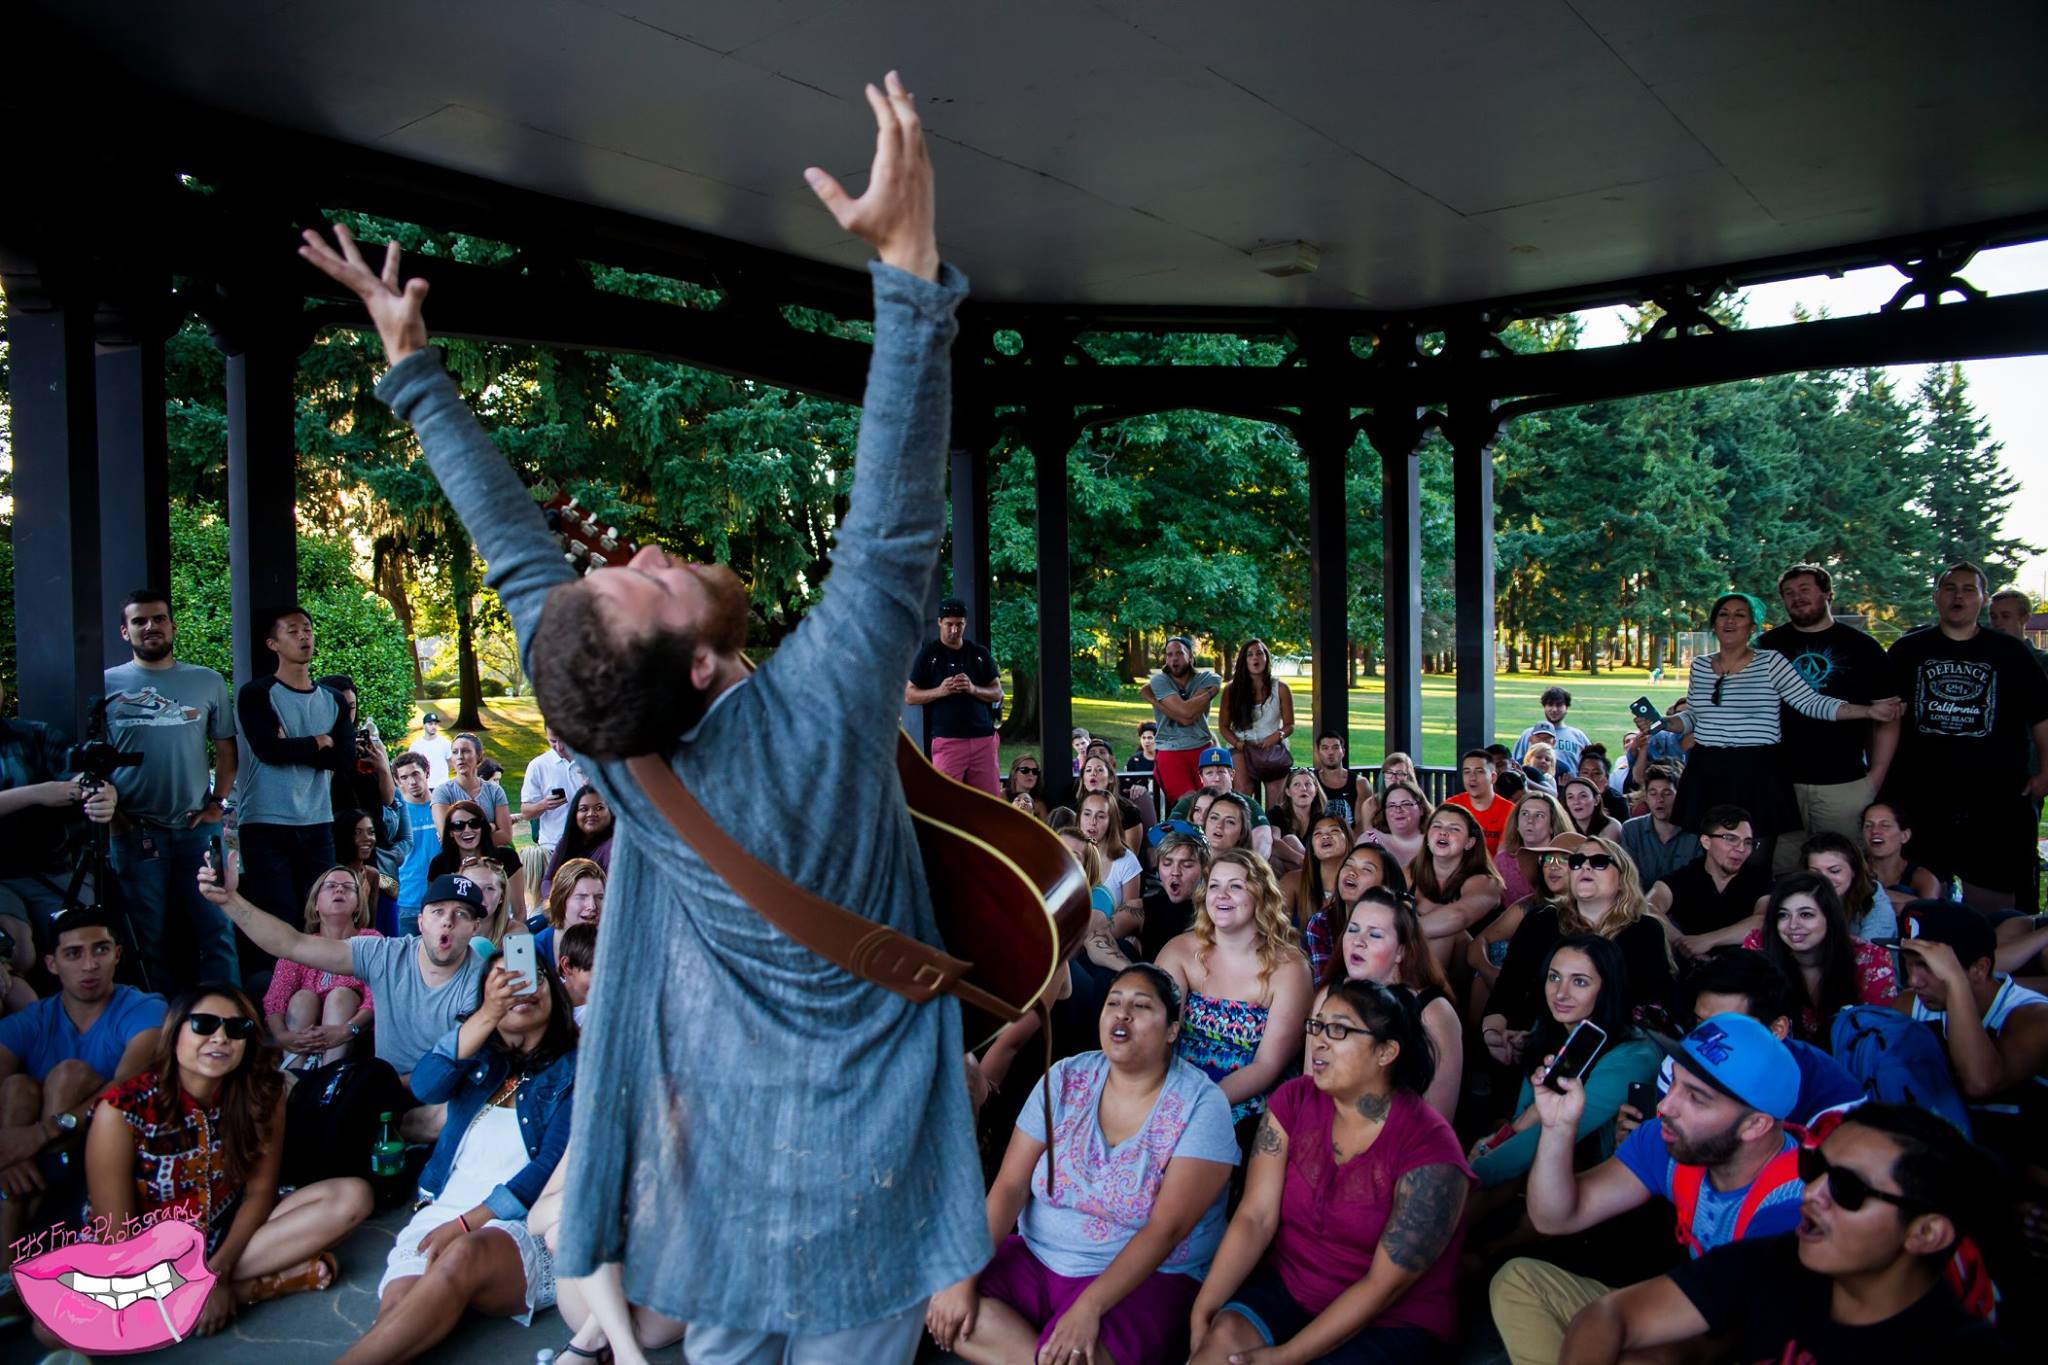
left=455, top=1212, right=470, bottom=1234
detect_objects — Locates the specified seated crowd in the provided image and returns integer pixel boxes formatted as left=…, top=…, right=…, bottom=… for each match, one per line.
left=0, top=561, right=2042, bottom=1361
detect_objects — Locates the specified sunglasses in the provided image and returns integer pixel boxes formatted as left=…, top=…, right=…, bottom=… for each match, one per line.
left=1567, top=853, right=1617, bottom=871
left=1796, top=1146, right=1928, bottom=1215
left=448, top=819, right=483, bottom=832
left=1015, top=767, right=1039, bottom=776
left=187, top=1013, right=260, bottom=1040
left=1711, top=674, right=1726, bottom=706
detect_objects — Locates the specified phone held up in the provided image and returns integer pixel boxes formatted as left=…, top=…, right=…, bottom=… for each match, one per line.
left=1542, top=1020, right=1609, bottom=1093
left=499, top=932, right=540, bottom=996
left=1626, top=1080, right=1661, bottom=1118
left=1628, top=696, right=1662, bottom=725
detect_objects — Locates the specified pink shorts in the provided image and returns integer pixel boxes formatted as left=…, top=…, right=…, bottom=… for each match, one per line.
left=930, top=734, right=1001, bottom=794
left=978, top=1235, right=1201, bottom=1365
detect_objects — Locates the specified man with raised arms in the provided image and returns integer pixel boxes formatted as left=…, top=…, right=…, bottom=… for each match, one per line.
left=300, top=71, right=981, bottom=1360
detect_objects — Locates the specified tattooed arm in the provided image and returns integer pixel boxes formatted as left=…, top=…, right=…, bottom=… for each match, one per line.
left=1272, top=1163, right=1470, bottom=1360
left=1188, top=1110, right=1289, bottom=1352
left=1081, top=909, right=1133, bottom=972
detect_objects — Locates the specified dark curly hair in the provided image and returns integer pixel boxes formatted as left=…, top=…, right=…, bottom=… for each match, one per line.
left=528, top=581, right=708, bottom=758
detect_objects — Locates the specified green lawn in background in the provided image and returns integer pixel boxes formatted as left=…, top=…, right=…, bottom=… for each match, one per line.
left=416, top=668, right=1682, bottom=817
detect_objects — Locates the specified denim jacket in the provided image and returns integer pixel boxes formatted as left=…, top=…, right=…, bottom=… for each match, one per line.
left=410, top=1025, right=576, bottom=1221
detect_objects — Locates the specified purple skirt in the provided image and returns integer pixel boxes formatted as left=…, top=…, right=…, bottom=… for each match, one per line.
left=978, top=1235, right=1202, bottom=1365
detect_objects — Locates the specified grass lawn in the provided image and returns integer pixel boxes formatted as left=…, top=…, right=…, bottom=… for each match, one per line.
left=409, top=668, right=1677, bottom=810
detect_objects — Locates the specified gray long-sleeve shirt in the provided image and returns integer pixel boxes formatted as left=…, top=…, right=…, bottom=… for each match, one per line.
left=374, top=262, right=983, bottom=1334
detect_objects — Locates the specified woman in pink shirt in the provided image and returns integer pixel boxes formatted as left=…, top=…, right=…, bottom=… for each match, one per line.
left=1189, top=980, right=1473, bottom=1364
left=262, top=866, right=380, bottom=1069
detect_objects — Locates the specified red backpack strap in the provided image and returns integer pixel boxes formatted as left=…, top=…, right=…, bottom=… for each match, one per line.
left=1728, top=1143, right=1805, bottom=1240
left=1670, top=1162, right=1708, bottom=1254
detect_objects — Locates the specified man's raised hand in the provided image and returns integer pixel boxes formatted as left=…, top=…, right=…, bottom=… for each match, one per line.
left=298, top=223, right=430, bottom=367
left=804, top=70, right=938, bottom=282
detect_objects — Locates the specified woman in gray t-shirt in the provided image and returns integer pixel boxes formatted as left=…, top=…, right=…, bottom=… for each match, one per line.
left=430, top=732, right=512, bottom=844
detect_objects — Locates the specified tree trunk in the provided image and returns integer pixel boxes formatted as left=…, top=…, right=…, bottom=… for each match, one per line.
left=450, top=545, right=487, bottom=732
left=371, top=534, right=427, bottom=697
left=1586, top=632, right=1601, bottom=676
left=1120, top=630, right=1147, bottom=683
left=1001, top=666, right=1041, bottom=741
left=1357, top=643, right=1377, bottom=679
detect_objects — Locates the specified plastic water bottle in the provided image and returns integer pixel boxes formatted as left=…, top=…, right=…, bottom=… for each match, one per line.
left=370, top=1111, right=405, bottom=1179
left=534, top=1352, right=557, bottom=1365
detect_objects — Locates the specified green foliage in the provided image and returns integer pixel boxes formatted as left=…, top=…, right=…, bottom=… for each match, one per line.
left=163, top=505, right=416, bottom=738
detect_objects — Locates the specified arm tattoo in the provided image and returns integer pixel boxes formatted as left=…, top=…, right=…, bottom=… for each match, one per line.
left=1253, top=1111, right=1284, bottom=1157
left=1380, top=1163, right=1466, bottom=1272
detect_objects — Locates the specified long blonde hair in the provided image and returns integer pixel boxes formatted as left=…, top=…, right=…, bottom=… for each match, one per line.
left=1560, top=835, right=1658, bottom=947
left=1058, top=831, right=1107, bottom=890
left=545, top=857, right=606, bottom=930
left=302, top=865, right=370, bottom=933
left=459, top=855, right=512, bottom=944
left=1192, top=848, right=1300, bottom=997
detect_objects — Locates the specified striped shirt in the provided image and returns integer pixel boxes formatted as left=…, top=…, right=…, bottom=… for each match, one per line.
left=1676, top=650, right=1844, bottom=748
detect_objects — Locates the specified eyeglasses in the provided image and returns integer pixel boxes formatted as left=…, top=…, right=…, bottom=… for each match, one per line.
left=1385, top=800, right=1419, bottom=812
left=1707, top=832, right=1759, bottom=852
left=1567, top=853, right=1617, bottom=871
left=1795, top=1147, right=1929, bottom=1215
left=1304, top=1017, right=1376, bottom=1042
left=448, top=819, right=483, bottom=832
left=187, top=1013, right=259, bottom=1040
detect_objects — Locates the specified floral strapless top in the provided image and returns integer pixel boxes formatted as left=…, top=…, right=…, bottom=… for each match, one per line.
left=1176, top=989, right=1274, bottom=1123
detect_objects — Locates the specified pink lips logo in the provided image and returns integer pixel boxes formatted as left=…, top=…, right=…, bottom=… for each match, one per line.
left=11, top=1218, right=216, bottom=1353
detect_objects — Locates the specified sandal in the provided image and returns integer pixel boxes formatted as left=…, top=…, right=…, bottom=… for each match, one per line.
left=559, top=1345, right=611, bottom=1364
left=243, top=1251, right=339, bottom=1304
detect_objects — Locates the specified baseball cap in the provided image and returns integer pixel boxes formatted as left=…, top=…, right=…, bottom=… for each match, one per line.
left=1652, top=1013, right=1798, bottom=1119
left=1167, top=634, right=1197, bottom=654
left=1148, top=819, right=1207, bottom=850
left=1526, top=725, right=1557, bottom=740
left=1901, top=900, right=1997, bottom=969
left=937, top=598, right=967, bottom=619
left=423, top=873, right=489, bottom=914
left=1198, top=746, right=1232, bottom=769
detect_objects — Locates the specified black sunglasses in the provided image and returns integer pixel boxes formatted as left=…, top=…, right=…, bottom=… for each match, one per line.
left=1567, top=853, right=1617, bottom=871
left=1711, top=673, right=1726, bottom=706
left=1796, top=1146, right=1928, bottom=1215
left=447, top=819, right=483, bottom=832
left=187, top=1013, right=260, bottom=1040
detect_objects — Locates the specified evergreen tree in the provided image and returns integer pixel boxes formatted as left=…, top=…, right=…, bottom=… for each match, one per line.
left=1914, top=363, right=2037, bottom=578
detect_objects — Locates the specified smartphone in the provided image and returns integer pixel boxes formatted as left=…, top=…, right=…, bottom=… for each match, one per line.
left=500, top=933, right=539, bottom=996
left=1543, top=1020, right=1609, bottom=1092
left=551, top=787, right=566, bottom=801
left=207, top=835, right=226, bottom=875
left=1628, top=696, right=1662, bottom=725
left=1626, top=1080, right=1660, bottom=1117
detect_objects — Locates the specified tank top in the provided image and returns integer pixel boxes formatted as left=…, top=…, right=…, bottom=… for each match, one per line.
left=1911, top=976, right=2048, bottom=1151
left=1177, top=989, right=1273, bottom=1123
left=1235, top=686, right=1285, bottom=744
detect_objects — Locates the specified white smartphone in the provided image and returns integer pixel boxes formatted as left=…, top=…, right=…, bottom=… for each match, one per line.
left=1542, top=1020, right=1609, bottom=1092
left=499, top=932, right=539, bottom=996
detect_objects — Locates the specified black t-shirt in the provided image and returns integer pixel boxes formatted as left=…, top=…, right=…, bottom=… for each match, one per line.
left=1670, top=1234, right=2015, bottom=1364
left=1757, top=621, right=1898, bottom=786
left=1663, top=855, right=1772, bottom=936
left=1490, top=904, right=1677, bottom=1030
left=1139, top=886, right=1196, bottom=964
left=1888, top=625, right=2048, bottom=798
left=908, top=638, right=1000, bottom=739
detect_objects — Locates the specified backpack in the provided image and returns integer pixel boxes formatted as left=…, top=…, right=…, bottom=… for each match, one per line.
left=1827, top=1005, right=1974, bottom=1137
left=282, top=1056, right=412, bottom=1190
left=1670, top=1123, right=1808, bottom=1257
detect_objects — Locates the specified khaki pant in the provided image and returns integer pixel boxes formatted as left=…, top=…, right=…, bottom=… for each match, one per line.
left=1490, top=1257, right=1614, bottom=1365
left=1772, top=775, right=1874, bottom=876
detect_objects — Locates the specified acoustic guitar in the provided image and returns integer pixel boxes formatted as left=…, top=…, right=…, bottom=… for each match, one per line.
left=543, top=495, right=1092, bottom=1048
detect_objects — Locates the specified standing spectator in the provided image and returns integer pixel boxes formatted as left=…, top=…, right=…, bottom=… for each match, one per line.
left=518, top=727, right=583, bottom=854
left=103, top=588, right=242, bottom=989
left=1446, top=748, right=1514, bottom=856
left=1491, top=1013, right=1804, bottom=1365
left=1141, top=636, right=1222, bottom=807
left=1660, top=593, right=1899, bottom=856
left=1216, top=639, right=1295, bottom=804
left=906, top=598, right=1004, bottom=795
left=1649, top=805, right=1774, bottom=959
left=431, top=732, right=514, bottom=846
left=541, top=785, right=614, bottom=897
left=233, top=606, right=354, bottom=946
left=1758, top=563, right=1903, bottom=876
left=389, top=752, right=441, bottom=937
left=1617, top=764, right=1700, bottom=891
left=411, top=711, right=454, bottom=785
left=0, top=909, right=165, bottom=1284
left=1512, top=687, right=1590, bottom=775
left=1559, top=1105, right=2013, bottom=1364
left=1188, top=982, right=1473, bottom=1365
left=1885, top=562, right=2048, bottom=909
left=924, top=966, right=1239, bottom=1365
left=1895, top=901, right=2048, bottom=1163
left=0, top=679, right=118, bottom=953
left=1741, top=871, right=1896, bottom=1041
left=1989, top=587, right=2048, bottom=670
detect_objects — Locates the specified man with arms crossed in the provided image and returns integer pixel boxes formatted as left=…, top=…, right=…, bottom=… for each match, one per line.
left=1141, top=636, right=1222, bottom=807
left=300, top=72, right=981, bottom=1359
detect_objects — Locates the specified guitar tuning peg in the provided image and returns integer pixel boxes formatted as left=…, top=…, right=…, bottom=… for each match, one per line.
left=598, top=535, right=618, bottom=552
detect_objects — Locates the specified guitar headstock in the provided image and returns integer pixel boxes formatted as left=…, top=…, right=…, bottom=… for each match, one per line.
left=541, top=494, right=643, bottom=575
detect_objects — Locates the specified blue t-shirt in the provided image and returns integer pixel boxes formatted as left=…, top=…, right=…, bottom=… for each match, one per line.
left=1615, top=1119, right=1802, bottom=1255
left=0, top=986, right=167, bottom=1083
left=397, top=800, right=440, bottom=909
left=1018, top=1052, right=1241, bottom=1277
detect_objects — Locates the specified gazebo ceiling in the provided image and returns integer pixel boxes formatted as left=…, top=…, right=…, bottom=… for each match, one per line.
left=29, top=0, right=2048, bottom=311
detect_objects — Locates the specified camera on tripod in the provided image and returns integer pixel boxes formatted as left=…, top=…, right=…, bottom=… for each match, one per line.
left=66, top=696, right=142, bottom=787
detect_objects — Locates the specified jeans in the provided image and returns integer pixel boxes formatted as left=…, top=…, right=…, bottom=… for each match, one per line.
left=235, top=822, right=336, bottom=975
left=108, top=821, right=241, bottom=992
left=682, top=1298, right=925, bottom=1365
